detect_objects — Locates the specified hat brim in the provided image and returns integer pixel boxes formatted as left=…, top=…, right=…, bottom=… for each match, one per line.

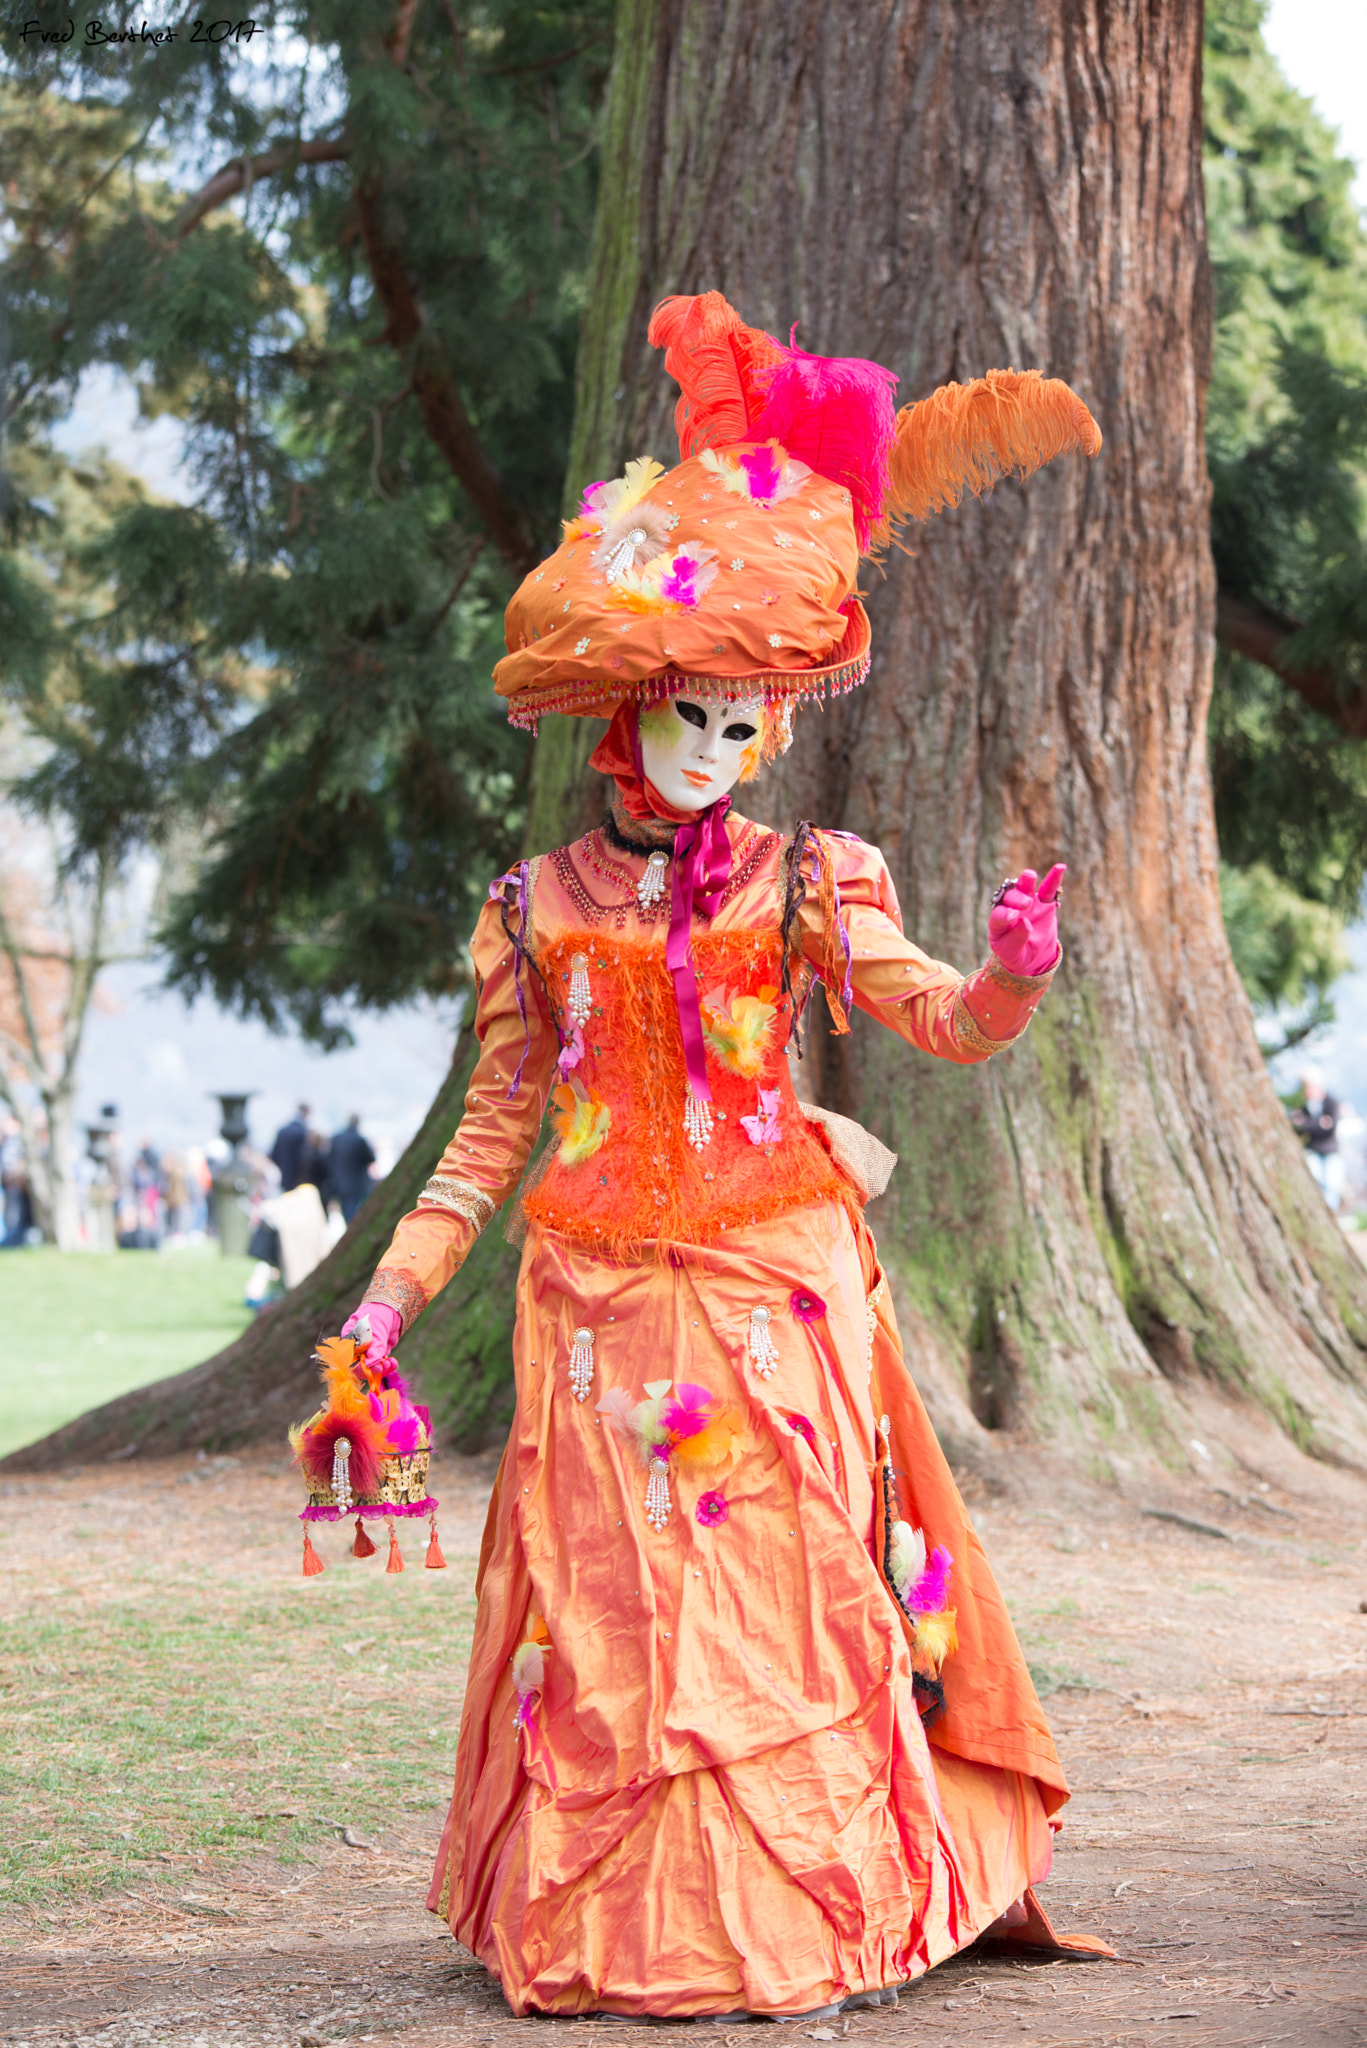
left=502, top=601, right=872, bottom=732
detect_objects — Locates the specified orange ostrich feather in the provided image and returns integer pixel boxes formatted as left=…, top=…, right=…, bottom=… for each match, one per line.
left=314, top=1334, right=370, bottom=1414
left=648, top=293, right=784, bottom=458
left=873, top=369, right=1102, bottom=551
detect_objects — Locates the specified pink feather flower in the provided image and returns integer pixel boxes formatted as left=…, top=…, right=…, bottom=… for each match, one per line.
left=695, top=1490, right=729, bottom=1527
left=748, top=339, right=899, bottom=550
left=662, top=1382, right=714, bottom=1441
left=909, top=1544, right=954, bottom=1615
left=658, top=543, right=719, bottom=608
left=787, top=1413, right=816, bottom=1448
left=738, top=444, right=783, bottom=500
left=789, top=1288, right=826, bottom=1323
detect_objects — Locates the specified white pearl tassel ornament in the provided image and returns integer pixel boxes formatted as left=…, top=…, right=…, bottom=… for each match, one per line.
left=568, top=953, right=592, bottom=1025
left=748, top=1306, right=778, bottom=1379
left=568, top=1326, right=596, bottom=1402
left=637, top=850, right=668, bottom=911
left=683, top=1089, right=714, bottom=1153
left=331, top=1435, right=353, bottom=1510
left=646, top=1455, right=672, bottom=1531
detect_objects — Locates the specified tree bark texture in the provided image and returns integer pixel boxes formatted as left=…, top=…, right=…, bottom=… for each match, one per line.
left=554, top=0, right=1367, bottom=1479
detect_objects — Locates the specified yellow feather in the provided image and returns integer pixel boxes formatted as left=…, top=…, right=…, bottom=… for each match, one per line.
left=701, top=989, right=778, bottom=1078
left=601, top=456, right=666, bottom=517
left=913, top=1609, right=959, bottom=1671
left=551, top=1080, right=612, bottom=1166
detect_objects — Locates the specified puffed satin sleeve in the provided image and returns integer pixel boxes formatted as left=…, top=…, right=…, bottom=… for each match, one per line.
left=360, top=879, right=557, bottom=1334
left=795, top=829, right=1058, bottom=1064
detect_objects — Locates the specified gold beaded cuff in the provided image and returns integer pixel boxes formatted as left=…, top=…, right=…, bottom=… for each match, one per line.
left=361, top=1266, right=429, bottom=1335
left=982, top=949, right=1060, bottom=999
left=419, top=1176, right=497, bottom=1233
left=951, top=986, right=1028, bottom=1059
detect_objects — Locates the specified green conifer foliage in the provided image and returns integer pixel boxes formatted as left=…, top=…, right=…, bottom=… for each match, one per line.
left=2, top=1, right=611, bottom=1042
left=1205, top=0, right=1367, bottom=1033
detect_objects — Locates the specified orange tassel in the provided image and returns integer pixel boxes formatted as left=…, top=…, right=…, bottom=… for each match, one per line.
left=425, top=1518, right=447, bottom=1570
left=386, top=1522, right=404, bottom=1574
left=302, top=1529, right=325, bottom=1576
left=352, top=1516, right=376, bottom=1559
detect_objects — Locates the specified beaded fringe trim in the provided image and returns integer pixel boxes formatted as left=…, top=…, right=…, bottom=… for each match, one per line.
left=504, top=653, right=871, bottom=733
left=419, top=1177, right=496, bottom=1233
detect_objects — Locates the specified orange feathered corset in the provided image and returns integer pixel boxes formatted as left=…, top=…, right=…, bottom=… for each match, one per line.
left=523, top=929, right=854, bottom=1256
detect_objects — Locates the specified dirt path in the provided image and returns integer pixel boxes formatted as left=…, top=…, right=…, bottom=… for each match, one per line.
left=2, top=1440, right=1364, bottom=2047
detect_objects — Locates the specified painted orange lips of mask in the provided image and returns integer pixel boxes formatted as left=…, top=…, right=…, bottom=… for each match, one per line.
left=682, top=770, right=714, bottom=788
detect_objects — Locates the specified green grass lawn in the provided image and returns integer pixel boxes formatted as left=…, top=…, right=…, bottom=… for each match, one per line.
left=0, top=1246, right=256, bottom=1458
left=1, top=1561, right=474, bottom=1913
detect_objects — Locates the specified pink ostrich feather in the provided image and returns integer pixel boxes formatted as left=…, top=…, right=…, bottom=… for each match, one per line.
left=747, top=339, right=899, bottom=549
left=661, top=1383, right=714, bottom=1442
left=909, top=1544, right=954, bottom=1615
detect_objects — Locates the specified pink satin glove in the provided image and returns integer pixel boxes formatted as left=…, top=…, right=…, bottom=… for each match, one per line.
left=341, top=1301, right=402, bottom=1364
left=988, top=863, right=1066, bottom=977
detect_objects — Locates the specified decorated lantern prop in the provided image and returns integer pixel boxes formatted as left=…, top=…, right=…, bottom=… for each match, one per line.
left=289, top=1327, right=445, bottom=1576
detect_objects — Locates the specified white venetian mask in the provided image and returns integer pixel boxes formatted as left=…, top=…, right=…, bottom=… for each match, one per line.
left=637, top=695, right=765, bottom=813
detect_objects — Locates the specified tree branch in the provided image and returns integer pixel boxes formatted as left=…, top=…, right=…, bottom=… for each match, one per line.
left=59, top=854, right=110, bottom=1078
left=173, top=136, right=351, bottom=239
left=352, top=180, right=540, bottom=576
left=1216, top=584, right=1367, bottom=740
left=0, top=891, right=49, bottom=1079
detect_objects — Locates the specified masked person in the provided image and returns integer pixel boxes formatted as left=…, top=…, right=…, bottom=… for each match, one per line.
left=336, top=295, right=1103, bottom=2017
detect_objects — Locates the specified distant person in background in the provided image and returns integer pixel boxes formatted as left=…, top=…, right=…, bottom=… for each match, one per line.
left=302, top=1126, right=332, bottom=1201
left=120, top=1137, right=164, bottom=1248
left=162, top=1151, right=191, bottom=1237
left=0, top=1116, right=32, bottom=1248
left=1291, top=1064, right=1343, bottom=1211
left=328, top=1113, right=377, bottom=1224
left=270, top=1104, right=312, bottom=1192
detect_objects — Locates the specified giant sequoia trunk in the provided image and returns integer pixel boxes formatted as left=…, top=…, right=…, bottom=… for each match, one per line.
left=550, top=0, right=1367, bottom=1479
left=15, top=0, right=1367, bottom=1482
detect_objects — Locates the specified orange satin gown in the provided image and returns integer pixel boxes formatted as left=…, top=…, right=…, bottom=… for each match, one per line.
left=363, top=816, right=1066, bottom=2017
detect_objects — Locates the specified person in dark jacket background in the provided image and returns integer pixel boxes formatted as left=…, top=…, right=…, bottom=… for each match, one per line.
left=1290, top=1064, right=1344, bottom=1211
left=328, top=1113, right=377, bottom=1223
left=270, top=1105, right=312, bottom=1192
